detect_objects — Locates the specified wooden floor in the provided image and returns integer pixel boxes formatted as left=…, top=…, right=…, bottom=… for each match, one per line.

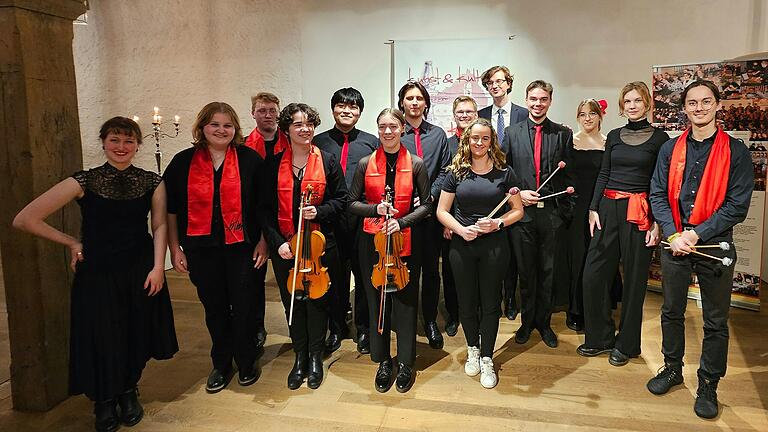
left=0, top=268, right=767, bottom=431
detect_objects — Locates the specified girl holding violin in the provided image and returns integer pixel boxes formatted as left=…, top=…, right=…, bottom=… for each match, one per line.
left=348, top=108, right=431, bottom=393
left=436, top=118, right=523, bottom=389
left=263, top=103, right=348, bottom=390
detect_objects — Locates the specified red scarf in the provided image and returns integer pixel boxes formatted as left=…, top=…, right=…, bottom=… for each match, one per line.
left=277, top=144, right=326, bottom=238
left=244, top=128, right=288, bottom=159
left=187, top=146, right=244, bottom=244
left=603, top=190, right=651, bottom=231
left=363, top=146, right=414, bottom=256
left=668, top=127, right=731, bottom=233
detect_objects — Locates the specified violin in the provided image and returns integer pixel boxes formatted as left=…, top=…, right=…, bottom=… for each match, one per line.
left=371, top=185, right=410, bottom=334
left=287, top=184, right=330, bottom=325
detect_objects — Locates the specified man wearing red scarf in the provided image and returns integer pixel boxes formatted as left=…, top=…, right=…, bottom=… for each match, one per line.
left=648, top=80, right=753, bottom=419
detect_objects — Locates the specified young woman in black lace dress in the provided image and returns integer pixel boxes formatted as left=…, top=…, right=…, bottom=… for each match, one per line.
left=13, top=117, right=178, bottom=432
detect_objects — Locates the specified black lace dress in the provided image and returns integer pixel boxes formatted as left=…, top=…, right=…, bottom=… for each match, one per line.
left=70, top=163, right=178, bottom=401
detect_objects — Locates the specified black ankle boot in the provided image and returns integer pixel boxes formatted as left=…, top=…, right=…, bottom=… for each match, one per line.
left=287, top=351, right=308, bottom=390
left=93, top=399, right=120, bottom=432
left=694, top=374, right=720, bottom=419
left=307, top=351, right=324, bottom=389
left=116, top=387, right=144, bottom=426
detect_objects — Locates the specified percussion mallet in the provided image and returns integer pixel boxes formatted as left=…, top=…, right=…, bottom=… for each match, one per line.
left=535, top=160, right=566, bottom=193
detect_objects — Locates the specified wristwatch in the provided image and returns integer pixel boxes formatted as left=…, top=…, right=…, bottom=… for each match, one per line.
left=497, top=219, right=505, bottom=230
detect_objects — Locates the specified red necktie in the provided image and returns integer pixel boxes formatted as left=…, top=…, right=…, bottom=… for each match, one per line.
left=414, top=127, right=423, bottom=158
left=340, top=133, right=350, bottom=174
left=534, top=124, right=543, bottom=188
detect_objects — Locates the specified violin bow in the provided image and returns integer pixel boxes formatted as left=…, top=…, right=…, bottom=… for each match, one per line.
left=288, top=189, right=309, bottom=326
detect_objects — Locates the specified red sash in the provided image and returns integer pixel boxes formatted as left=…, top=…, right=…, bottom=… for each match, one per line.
left=187, top=146, right=244, bottom=244
left=668, top=127, right=731, bottom=233
left=603, top=189, right=651, bottom=231
left=363, top=146, right=414, bottom=256
left=244, top=128, right=288, bottom=159
left=277, top=144, right=326, bottom=239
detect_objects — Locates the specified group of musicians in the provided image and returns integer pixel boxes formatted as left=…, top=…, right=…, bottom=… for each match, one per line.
left=14, top=65, right=751, bottom=430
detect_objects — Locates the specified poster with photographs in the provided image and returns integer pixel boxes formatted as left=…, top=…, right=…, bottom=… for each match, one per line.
left=650, top=59, right=768, bottom=311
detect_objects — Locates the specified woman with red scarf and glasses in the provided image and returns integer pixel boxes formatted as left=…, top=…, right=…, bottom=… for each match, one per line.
left=165, top=102, right=269, bottom=394
left=263, top=103, right=348, bottom=391
left=348, top=108, right=431, bottom=394
left=578, top=83, right=668, bottom=366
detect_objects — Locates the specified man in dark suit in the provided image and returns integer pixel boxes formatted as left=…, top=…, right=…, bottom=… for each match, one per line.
left=479, top=65, right=527, bottom=320
left=503, top=80, right=574, bottom=348
left=314, top=87, right=378, bottom=355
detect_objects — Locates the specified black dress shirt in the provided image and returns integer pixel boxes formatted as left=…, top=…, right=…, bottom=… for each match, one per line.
left=314, top=126, right=379, bottom=189
left=401, top=120, right=451, bottom=200
left=650, top=131, right=754, bottom=242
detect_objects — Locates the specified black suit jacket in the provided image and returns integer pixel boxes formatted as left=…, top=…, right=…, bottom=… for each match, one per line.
left=502, top=118, right=575, bottom=223
left=479, top=102, right=528, bottom=127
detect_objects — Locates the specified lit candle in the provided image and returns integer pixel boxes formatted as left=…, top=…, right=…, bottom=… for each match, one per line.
left=132, top=115, right=140, bottom=122
left=157, top=115, right=163, bottom=124
left=174, top=115, right=180, bottom=124
left=154, top=106, right=159, bottom=115
left=152, top=114, right=159, bottom=124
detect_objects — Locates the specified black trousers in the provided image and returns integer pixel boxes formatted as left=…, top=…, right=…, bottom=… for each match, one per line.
left=254, top=263, right=267, bottom=331
left=359, top=230, right=421, bottom=366
left=414, top=217, right=442, bottom=324
left=440, top=236, right=459, bottom=321
left=503, top=229, right=518, bottom=309
left=329, top=223, right=368, bottom=336
left=449, top=231, right=509, bottom=357
left=186, top=243, right=258, bottom=371
left=582, top=197, right=652, bottom=355
left=511, top=205, right=564, bottom=331
left=272, top=247, right=338, bottom=354
left=660, top=241, right=735, bottom=380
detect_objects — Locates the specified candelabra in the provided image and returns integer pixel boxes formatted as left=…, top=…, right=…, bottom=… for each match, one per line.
left=134, top=106, right=180, bottom=173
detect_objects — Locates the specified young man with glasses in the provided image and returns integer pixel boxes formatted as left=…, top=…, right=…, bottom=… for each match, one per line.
left=648, top=80, right=753, bottom=419
left=479, top=65, right=528, bottom=320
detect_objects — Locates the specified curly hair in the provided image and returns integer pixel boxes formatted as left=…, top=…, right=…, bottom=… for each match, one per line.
left=192, top=102, right=243, bottom=149
left=448, top=118, right=507, bottom=180
left=277, top=103, right=322, bottom=136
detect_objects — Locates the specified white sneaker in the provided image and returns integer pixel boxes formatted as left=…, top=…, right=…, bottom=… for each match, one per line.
left=465, top=346, right=480, bottom=376
left=480, top=357, right=497, bottom=389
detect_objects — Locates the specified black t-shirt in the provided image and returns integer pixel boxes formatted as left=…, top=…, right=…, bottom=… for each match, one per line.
left=442, top=166, right=519, bottom=226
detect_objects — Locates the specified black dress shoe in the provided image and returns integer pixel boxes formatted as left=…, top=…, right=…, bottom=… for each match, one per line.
left=576, top=344, right=613, bottom=357
left=395, top=363, right=415, bottom=393
left=116, top=387, right=144, bottom=426
left=307, top=351, right=324, bottom=389
left=504, top=298, right=518, bottom=320
left=238, top=359, right=261, bottom=386
left=694, top=375, right=720, bottom=419
left=566, top=314, right=584, bottom=332
left=255, top=327, right=267, bottom=349
left=287, top=351, right=308, bottom=390
left=325, top=333, right=343, bottom=354
left=647, top=364, right=684, bottom=395
left=94, top=399, right=120, bottom=432
left=357, top=330, right=370, bottom=354
left=424, top=321, right=444, bottom=349
left=205, top=367, right=234, bottom=393
left=445, top=319, right=459, bottom=337
left=514, top=326, right=532, bottom=344
left=608, top=348, right=633, bottom=366
left=375, top=359, right=395, bottom=393
left=539, top=327, right=558, bottom=348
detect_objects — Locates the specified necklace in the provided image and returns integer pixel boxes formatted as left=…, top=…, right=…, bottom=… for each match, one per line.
left=387, top=161, right=396, bottom=172
left=292, top=163, right=307, bottom=179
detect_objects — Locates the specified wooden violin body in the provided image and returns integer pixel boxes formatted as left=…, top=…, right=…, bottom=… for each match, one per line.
left=287, top=228, right=330, bottom=300
left=371, top=230, right=409, bottom=293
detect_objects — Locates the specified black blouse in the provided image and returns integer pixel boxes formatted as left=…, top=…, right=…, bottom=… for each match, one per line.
left=442, top=167, right=519, bottom=226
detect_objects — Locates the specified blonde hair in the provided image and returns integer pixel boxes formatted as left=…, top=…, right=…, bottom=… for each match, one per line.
left=449, top=118, right=507, bottom=180
left=192, top=102, right=243, bottom=148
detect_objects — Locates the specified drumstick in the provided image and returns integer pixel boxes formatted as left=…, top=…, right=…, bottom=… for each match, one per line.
left=660, top=241, right=733, bottom=266
left=486, top=187, right=520, bottom=219
left=538, top=186, right=575, bottom=200
left=535, top=160, right=566, bottom=193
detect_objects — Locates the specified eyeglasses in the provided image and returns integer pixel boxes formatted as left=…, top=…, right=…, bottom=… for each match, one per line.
left=685, top=98, right=716, bottom=110
left=454, top=110, right=477, bottom=117
left=578, top=112, right=600, bottom=119
left=484, top=79, right=508, bottom=88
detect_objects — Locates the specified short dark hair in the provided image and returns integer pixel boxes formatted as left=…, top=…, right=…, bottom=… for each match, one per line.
left=99, top=116, right=143, bottom=145
left=526, top=80, right=554, bottom=98
left=278, top=103, right=322, bottom=134
left=331, top=87, right=365, bottom=112
left=397, top=81, right=431, bottom=117
left=681, top=79, right=722, bottom=106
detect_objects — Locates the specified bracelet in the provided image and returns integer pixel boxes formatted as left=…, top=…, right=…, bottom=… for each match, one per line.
left=667, top=232, right=682, bottom=243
